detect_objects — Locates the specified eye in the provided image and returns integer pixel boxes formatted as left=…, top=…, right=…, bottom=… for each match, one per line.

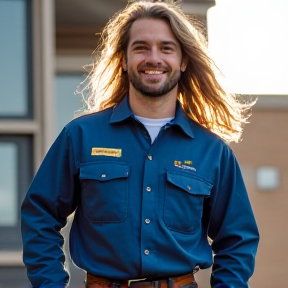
left=133, top=46, right=147, bottom=51
left=162, top=46, right=174, bottom=52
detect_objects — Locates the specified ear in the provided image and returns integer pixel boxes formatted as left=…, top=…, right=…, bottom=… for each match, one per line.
left=122, top=53, right=127, bottom=71
left=180, top=55, right=188, bottom=72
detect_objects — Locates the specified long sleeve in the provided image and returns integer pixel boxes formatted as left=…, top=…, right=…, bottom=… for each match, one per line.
left=21, top=128, right=79, bottom=287
left=207, top=145, right=259, bottom=288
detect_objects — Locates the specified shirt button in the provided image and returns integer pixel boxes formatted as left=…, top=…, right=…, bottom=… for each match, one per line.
left=101, top=174, right=106, bottom=178
left=144, top=250, right=149, bottom=255
left=146, top=187, right=151, bottom=192
left=148, top=155, right=152, bottom=160
left=145, top=219, right=150, bottom=224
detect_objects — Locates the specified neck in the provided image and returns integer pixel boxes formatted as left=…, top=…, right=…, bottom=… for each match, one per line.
left=128, top=86, right=178, bottom=119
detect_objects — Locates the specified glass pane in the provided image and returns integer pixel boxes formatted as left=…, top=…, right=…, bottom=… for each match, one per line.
left=0, top=143, right=18, bottom=226
left=55, top=74, right=85, bottom=136
left=0, top=0, right=29, bottom=116
left=0, top=135, right=33, bottom=249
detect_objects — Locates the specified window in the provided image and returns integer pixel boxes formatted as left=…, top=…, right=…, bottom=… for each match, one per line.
left=0, top=143, right=18, bottom=227
left=0, top=0, right=32, bottom=118
left=0, top=0, right=50, bottom=287
left=55, top=73, right=85, bottom=135
left=0, top=0, right=33, bottom=252
left=0, top=136, right=33, bottom=249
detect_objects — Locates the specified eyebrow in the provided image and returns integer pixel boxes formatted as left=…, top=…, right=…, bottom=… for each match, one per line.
left=131, top=40, right=177, bottom=47
left=162, top=41, right=177, bottom=47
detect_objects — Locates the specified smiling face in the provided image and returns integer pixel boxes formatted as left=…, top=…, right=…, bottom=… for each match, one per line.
left=123, top=18, right=187, bottom=99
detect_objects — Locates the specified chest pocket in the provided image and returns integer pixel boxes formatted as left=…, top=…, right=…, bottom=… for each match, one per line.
left=164, top=171, right=212, bottom=234
left=79, top=161, right=130, bottom=223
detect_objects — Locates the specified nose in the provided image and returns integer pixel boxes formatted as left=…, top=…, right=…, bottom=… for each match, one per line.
left=145, top=47, right=162, bottom=66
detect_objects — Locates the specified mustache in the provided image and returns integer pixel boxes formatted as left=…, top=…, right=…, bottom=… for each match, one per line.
left=139, top=63, right=170, bottom=71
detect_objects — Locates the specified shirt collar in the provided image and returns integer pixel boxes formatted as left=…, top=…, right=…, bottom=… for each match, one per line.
left=171, top=101, right=194, bottom=139
left=110, top=95, right=134, bottom=123
left=110, top=95, right=194, bottom=139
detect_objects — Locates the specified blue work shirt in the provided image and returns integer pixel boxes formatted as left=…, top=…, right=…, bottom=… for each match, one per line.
left=21, top=95, right=259, bottom=288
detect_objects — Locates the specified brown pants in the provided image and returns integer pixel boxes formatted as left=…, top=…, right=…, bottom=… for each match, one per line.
left=85, top=273, right=198, bottom=288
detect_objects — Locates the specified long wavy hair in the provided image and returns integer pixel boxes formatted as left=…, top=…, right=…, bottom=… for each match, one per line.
left=79, top=0, right=255, bottom=143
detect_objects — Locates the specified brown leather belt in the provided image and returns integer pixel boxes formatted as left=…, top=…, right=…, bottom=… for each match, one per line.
left=86, top=273, right=196, bottom=288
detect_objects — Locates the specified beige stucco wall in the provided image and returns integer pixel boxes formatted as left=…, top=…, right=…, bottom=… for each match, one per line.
left=231, top=103, right=288, bottom=288
left=196, top=97, right=288, bottom=288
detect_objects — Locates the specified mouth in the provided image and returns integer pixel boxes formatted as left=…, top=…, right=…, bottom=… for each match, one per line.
left=143, top=70, right=166, bottom=75
left=138, top=69, right=168, bottom=76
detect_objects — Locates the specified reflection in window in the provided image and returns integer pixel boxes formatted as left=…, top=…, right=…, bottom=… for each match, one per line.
left=55, top=74, right=85, bottom=135
left=0, top=0, right=29, bottom=117
left=0, top=143, right=18, bottom=226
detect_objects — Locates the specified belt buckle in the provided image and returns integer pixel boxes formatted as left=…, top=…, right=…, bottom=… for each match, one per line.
left=128, top=278, right=146, bottom=287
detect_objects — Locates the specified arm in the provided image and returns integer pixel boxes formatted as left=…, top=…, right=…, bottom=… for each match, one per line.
left=207, top=144, right=259, bottom=288
left=21, top=128, right=79, bottom=288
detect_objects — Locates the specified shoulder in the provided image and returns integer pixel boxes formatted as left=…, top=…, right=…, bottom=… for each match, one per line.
left=190, top=119, right=225, bottom=144
left=188, top=118, right=236, bottom=157
left=64, top=107, right=113, bottom=132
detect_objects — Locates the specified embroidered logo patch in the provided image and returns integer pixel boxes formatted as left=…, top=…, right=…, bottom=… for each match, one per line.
left=91, top=148, right=122, bottom=157
left=174, top=160, right=196, bottom=171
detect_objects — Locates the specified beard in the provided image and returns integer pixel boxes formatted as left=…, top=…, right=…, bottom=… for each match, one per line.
left=128, top=69, right=181, bottom=98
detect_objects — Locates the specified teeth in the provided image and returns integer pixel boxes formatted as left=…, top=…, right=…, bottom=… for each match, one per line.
left=144, top=71, right=163, bottom=74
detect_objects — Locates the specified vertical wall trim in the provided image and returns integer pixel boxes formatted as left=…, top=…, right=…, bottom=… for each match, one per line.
left=41, top=0, right=56, bottom=152
left=32, top=0, right=43, bottom=170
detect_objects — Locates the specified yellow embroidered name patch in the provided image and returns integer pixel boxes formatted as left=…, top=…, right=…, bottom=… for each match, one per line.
left=91, top=148, right=122, bottom=157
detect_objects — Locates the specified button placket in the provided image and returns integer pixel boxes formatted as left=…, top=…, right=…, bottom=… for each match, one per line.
left=141, top=149, right=158, bottom=274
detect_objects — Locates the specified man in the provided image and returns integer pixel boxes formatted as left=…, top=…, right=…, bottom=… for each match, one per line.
left=21, top=1, right=259, bottom=288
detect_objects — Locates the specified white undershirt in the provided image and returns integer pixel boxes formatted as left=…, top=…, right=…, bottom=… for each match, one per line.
left=134, top=115, right=174, bottom=143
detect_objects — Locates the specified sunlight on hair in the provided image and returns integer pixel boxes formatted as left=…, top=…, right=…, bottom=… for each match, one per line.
left=106, top=44, right=114, bottom=57
left=207, top=0, right=288, bottom=95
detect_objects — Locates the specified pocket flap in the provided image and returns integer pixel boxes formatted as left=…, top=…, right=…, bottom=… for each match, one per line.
left=80, top=162, right=130, bottom=181
left=167, top=171, right=212, bottom=196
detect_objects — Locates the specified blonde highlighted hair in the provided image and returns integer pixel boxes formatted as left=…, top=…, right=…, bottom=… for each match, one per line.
left=79, top=0, right=255, bottom=143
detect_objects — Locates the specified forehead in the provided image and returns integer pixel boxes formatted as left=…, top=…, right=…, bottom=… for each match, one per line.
left=128, top=18, right=179, bottom=45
